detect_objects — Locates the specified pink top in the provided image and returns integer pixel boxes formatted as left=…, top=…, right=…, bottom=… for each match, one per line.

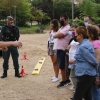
left=53, top=24, right=71, bottom=50
left=91, top=40, right=100, bottom=49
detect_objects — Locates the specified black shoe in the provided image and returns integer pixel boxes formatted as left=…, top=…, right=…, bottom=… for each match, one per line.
left=15, top=69, right=22, bottom=78
left=57, top=81, right=67, bottom=88
left=15, top=74, right=22, bottom=78
left=64, top=79, right=71, bottom=86
left=1, top=70, right=7, bottom=78
left=1, top=73, right=7, bottom=78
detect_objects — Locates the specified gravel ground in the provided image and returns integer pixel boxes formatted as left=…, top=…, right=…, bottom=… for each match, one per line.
left=0, top=30, right=73, bottom=100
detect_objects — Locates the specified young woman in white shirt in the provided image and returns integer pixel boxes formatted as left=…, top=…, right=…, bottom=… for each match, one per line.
left=48, top=19, right=59, bottom=82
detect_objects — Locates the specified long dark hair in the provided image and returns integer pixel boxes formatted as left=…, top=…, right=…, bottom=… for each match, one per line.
left=50, top=19, right=59, bottom=32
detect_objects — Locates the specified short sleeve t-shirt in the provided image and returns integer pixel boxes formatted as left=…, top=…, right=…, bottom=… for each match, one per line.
left=48, top=30, right=56, bottom=44
left=53, top=24, right=71, bottom=51
left=91, top=40, right=100, bottom=49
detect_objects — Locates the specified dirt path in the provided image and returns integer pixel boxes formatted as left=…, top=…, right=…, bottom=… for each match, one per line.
left=0, top=30, right=73, bottom=100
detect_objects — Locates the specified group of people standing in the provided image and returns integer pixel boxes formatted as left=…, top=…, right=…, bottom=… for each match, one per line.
left=0, top=14, right=100, bottom=100
left=48, top=14, right=100, bottom=100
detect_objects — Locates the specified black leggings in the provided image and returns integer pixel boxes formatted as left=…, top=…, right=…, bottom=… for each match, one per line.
left=73, top=75, right=95, bottom=100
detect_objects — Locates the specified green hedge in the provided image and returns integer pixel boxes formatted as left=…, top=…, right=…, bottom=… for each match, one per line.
left=69, top=19, right=85, bottom=26
left=92, top=17, right=100, bottom=24
left=0, top=20, right=6, bottom=26
left=69, top=17, right=100, bottom=26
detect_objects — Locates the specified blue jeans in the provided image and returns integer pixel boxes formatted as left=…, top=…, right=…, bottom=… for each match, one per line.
left=91, top=84, right=100, bottom=100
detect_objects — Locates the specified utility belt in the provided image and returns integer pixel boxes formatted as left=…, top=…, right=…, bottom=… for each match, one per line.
left=2, top=36, right=17, bottom=41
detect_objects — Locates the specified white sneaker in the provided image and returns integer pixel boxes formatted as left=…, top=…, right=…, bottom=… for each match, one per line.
left=52, top=77, right=59, bottom=82
left=51, top=76, right=56, bottom=80
left=70, top=87, right=75, bottom=91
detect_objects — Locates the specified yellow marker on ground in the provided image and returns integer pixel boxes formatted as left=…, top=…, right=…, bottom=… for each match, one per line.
left=32, top=57, right=46, bottom=75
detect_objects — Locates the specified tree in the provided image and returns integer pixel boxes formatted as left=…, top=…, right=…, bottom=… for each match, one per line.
left=17, top=0, right=32, bottom=26
left=79, top=0, right=97, bottom=19
left=31, top=7, right=50, bottom=25
left=0, top=0, right=19, bottom=16
left=0, top=0, right=32, bottom=26
left=31, top=0, right=72, bottom=20
left=31, top=0, right=53, bottom=19
left=54, top=0, right=72, bottom=20
left=93, top=0, right=100, bottom=3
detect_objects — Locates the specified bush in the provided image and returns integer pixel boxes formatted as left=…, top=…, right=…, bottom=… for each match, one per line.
left=92, top=17, right=100, bottom=24
left=69, top=19, right=85, bottom=26
left=35, top=26, right=45, bottom=33
left=74, top=20, right=85, bottom=26
left=0, top=20, right=6, bottom=26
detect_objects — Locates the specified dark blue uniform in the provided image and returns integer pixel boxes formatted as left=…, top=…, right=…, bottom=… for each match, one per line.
left=0, top=15, right=22, bottom=78
left=1, top=25, right=22, bottom=78
left=1, top=25, right=20, bottom=70
left=2, top=25, right=19, bottom=41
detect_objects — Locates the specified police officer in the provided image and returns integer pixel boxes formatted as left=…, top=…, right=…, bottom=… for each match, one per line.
left=1, top=16, right=22, bottom=78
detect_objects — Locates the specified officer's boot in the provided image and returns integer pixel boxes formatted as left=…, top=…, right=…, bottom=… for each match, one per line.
left=15, top=69, right=22, bottom=78
left=1, top=70, right=7, bottom=78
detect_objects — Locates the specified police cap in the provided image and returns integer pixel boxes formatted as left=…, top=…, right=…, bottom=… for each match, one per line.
left=7, top=16, right=14, bottom=20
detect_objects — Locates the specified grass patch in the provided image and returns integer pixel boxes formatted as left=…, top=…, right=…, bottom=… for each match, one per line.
left=19, top=25, right=40, bottom=30
left=19, top=24, right=50, bottom=30
left=19, top=24, right=50, bottom=34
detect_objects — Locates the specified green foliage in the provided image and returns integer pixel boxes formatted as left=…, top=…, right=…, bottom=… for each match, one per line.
left=73, top=20, right=84, bottom=26
left=0, top=0, right=100, bottom=27
left=31, top=7, right=50, bottom=24
left=68, top=19, right=84, bottom=26
left=79, top=0, right=98, bottom=18
left=92, top=17, right=100, bottom=24
left=74, top=5, right=81, bottom=19
left=53, top=0, right=72, bottom=19
left=17, top=0, right=32, bottom=26
left=31, top=0, right=53, bottom=19
left=31, top=0, right=52, bottom=6
left=93, top=0, right=100, bottom=3
left=0, top=20, right=6, bottom=26
left=0, top=0, right=19, bottom=16
left=0, top=0, right=32, bottom=26
left=19, top=25, right=39, bottom=30
left=96, top=3, right=100, bottom=16
left=19, top=24, right=49, bottom=34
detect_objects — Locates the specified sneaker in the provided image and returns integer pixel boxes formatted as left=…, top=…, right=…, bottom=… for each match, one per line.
left=57, top=81, right=66, bottom=88
left=51, top=76, right=56, bottom=80
left=64, top=79, right=71, bottom=86
left=52, top=77, right=59, bottom=82
left=70, top=87, right=75, bottom=91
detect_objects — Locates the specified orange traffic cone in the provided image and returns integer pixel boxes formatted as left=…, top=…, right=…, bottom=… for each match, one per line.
left=21, top=52, right=28, bottom=60
left=20, top=65, right=28, bottom=77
